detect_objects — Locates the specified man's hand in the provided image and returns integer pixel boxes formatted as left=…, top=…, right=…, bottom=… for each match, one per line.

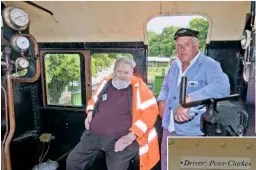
left=114, top=132, right=136, bottom=152
left=175, top=96, right=192, bottom=122
left=84, top=111, right=93, bottom=130
left=158, top=101, right=166, bottom=118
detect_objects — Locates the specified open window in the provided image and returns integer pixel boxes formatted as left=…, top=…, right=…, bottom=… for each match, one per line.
left=146, top=15, right=209, bottom=97
left=41, top=51, right=89, bottom=107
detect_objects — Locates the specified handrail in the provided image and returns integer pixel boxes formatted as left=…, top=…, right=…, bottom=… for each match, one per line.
left=179, top=76, right=240, bottom=108
left=179, top=76, right=248, bottom=136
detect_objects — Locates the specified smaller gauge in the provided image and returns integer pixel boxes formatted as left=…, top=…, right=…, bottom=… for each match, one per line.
left=11, top=35, right=30, bottom=52
left=15, top=57, right=29, bottom=69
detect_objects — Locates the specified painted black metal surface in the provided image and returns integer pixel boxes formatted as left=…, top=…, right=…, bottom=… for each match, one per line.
left=206, top=41, right=255, bottom=136
left=206, top=41, right=247, bottom=99
left=1, top=80, right=41, bottom=170
left=10, top=137, right=40, bottom=170
left=39, top=42, right=147, bottom=50
left=39, top=108, right=85, bottom=168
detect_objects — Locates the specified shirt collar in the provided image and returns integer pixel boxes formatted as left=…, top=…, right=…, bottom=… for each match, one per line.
left=176, top=51, right=201, bottom=69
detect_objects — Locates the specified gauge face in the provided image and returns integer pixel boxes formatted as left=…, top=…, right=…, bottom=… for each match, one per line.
left=16, top=36, right=30, bottom=51
left=17, top=57, right=29, bottom=69
left=10, top=8, right=29, bottom=27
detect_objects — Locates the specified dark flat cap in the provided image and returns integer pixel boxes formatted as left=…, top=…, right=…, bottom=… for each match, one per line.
left=174, top=28, right=199, bottom=40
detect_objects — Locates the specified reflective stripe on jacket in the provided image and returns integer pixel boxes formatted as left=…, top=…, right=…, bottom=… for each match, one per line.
left=86, top=75, right=160, bottom=170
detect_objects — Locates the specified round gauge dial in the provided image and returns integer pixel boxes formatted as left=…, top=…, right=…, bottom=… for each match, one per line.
left=16, top=36, right=30, bottom=50
left=10, top=7, right=29, bottom=27
left=16, top=57, right=29, bottom=69
left=11, top=35, right=30, bottom=52
left=3, top=6, right=30, bottom=31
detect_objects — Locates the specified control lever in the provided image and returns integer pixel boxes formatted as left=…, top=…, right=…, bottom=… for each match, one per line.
left=179, top=76, right=241, bottom=136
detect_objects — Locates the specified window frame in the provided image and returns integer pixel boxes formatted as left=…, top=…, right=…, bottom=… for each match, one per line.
left=40, top=50, right=91, bottom=109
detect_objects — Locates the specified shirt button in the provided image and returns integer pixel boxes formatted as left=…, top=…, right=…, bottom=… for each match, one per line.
left=174, top=97, right=176, bottom=100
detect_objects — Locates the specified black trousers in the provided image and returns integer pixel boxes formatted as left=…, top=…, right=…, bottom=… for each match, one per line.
left=66, top=130, right=139, bottom=170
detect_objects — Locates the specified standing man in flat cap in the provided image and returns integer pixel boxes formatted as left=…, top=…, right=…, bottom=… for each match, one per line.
left=157, top=28, right=230, bottom=170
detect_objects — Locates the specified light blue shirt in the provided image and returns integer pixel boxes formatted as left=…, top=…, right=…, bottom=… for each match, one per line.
left=168, top=52, right=201, bottom=133
left=158, top=52, right=230, bottom=136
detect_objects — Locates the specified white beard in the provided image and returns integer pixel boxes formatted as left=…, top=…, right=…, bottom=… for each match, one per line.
left=112, top=79, right=130, bottom=90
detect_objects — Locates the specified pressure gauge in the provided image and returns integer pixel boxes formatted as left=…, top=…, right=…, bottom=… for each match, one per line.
left=11, top=35, right=30, bottom=52
left=15, top=57, right=29, bottom=69
left=3, top=6, right=30, bottom=31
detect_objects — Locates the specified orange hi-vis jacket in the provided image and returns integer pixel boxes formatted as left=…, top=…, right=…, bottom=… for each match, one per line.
left=86, top=75, right=160, bottom=170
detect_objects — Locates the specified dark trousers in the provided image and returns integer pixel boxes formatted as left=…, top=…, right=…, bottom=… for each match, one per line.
left=66, top=130, right=139, bottom=170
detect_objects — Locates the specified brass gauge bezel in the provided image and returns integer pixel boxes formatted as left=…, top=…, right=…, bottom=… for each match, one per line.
left=11, top=34, right=30, bottom=53
left=15, top=57, right=30, bottom=69
left=3, top=6, right=30, bottom=31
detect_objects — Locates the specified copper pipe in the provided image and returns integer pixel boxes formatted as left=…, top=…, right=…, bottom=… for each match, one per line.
left=1, top=86, right=8, bottom=170
left=4, top=74, right=16, bottom=170
left=12, top=34, right=40, bottom=83
left=23, top=34, right=39, bottom=58
left=2, top=143, right=5, bottom=170
left=12, top=58, right=41, bottom=83
left=2, top=85, right=9, bottom=170
left=1, top=46, right=14, bottom=170
left=1, top=84, right=7, bottom=170
left=2, top=85, right=9, bottom=146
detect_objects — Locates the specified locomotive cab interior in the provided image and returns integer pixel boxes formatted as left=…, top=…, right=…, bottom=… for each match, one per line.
left=1, top=1, right=255, bottom=170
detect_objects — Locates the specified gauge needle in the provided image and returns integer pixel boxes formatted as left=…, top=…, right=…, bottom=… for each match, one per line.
left=14, top=16, right=23, bottom=19
left=14, top=16, right=22, bottom=19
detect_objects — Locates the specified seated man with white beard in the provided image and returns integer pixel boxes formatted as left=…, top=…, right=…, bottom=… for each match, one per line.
left=66, top=56, right=160, bottom=170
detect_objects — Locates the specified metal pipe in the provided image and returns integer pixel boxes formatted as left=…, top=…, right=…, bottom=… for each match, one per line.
left=3, top=46, right=15, bottom=170
left=179, top=76, right=213, bottom=108
left=179, top=76, right=240, bottom=108
left=23, top=1, right=58, bottom=22
left=251, top=1, right=255, bottom=26
left=1, top=85, right=9, bottom=170
left=1, top=143, right=5, bottom=170
left=23, top=1, right=54, bottom=16
left=1, top=85, right=9, bottom=146
left=12, top=34, right=40, bottom=83
left=4, top=74, right=15, bottom=170
left=12, top=57, right=40, bottom=83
